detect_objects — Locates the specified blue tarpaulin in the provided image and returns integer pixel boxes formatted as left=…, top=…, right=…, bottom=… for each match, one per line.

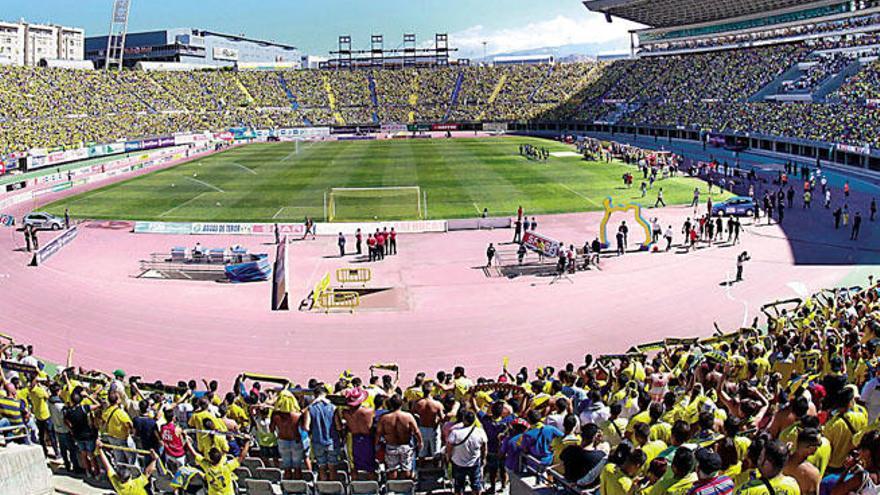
left=225, top=257, right=271, bottom=283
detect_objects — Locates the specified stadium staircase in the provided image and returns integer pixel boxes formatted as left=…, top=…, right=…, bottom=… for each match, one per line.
left=368, top=74, right=380, bottom=123
left=528, top=65, right=555, bottom=102
left=443, top=71, right=465, bottom=122
left=477, top=73, right=508, bottom=121
left=116, top=76, right=158, bottom=114
left=233, top=77, right=256, bottom=106
left=814, top=59, right=863, bottom=101
left=277, top=73, right=300, bottom=109
left=749, top=63, right=805, bottom=102
left=408, top=71, right=420, bottom=124
left=321, top=73, right=346, bottom=125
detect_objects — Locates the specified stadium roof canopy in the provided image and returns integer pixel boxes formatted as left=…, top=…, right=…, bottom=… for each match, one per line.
left=583, top=0, right=825, bottom=28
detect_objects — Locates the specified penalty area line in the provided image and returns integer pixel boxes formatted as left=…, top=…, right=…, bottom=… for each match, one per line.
left=158, top=192, right=208, bottom=218
left=558, top=183, right=599, bottom=207
left=272, top=206, right=286, bottom=219
left=186, top=177, right=225, bottom=193
left=230, top=162, right=257, bottom=175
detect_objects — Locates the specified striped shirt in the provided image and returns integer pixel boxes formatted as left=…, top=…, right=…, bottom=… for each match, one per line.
left=687, top=475, right=735, bottom=495
left=0, top=396, right=25, bottom=425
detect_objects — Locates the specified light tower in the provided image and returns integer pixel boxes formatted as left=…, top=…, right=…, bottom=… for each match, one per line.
left=105, top=0, right=132, bottom=71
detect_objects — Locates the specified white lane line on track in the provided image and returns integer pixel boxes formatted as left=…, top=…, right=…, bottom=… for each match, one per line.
left=558, top=183, right=599, bottom=207
left=159, top=192, right=208, bottom=218
left=724, top=269, right=750, bottom=327
left=230, top=162, right=257, bottom=175
left=187, top=177, right=225, bottom=193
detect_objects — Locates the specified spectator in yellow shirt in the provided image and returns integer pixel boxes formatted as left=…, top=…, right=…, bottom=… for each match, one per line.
left=823, top=386, right=868, bottom=473
left=28, top=374, right=52, bottom=458
left=186, top=434, right=253, bottom=495
left=96, top=439, right=158, bottom=495
left=101, top=391, right=135, bottom=464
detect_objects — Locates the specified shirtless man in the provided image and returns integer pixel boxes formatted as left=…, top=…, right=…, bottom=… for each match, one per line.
left=783, top=428, right=821, bottom=495
left=271, top=400, right=310, bottom=480
left=341, top=387, right=377, bottom=480
left=376, top=394, right=422, bottom=479
left=411, top=381, right=445, bottom=458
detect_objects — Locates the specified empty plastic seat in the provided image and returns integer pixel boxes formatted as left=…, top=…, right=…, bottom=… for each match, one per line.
left=245, top=478, right=277, bottom=495
left=315, top=481, right=346, bottom=495
left=350, top=480, right=380, bottom=495
left=386, top=479, right=415, bottom=495
left=281, top=479, right=311, bottom=495
left=243, top=457, right=266, bottom=473
left=256, top=467, right=284, bottom=482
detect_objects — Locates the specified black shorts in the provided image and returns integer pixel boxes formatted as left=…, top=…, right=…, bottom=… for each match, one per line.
left=258, top=445, right=280, bottom=459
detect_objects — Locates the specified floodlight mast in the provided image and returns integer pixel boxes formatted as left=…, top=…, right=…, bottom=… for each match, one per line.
left=105, top=0, right=132, bottom=71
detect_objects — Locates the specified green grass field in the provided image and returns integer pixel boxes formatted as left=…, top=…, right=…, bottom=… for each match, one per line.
left=43, top=137, right=727, bottom=222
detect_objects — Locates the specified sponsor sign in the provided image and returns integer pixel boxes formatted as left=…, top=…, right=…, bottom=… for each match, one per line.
left=142, top=138, right=160, bottom=150
left=252, top=223, right=306, bottom=236
left=521, top=231, right=561, bottom=257
left=213, top=46, right=239, bottom=61
left=431, top=123, right=458, bottom=131
left=125, top=141, right=141, bottom=152
left=51, top=182, right=73, bottom=193
left=31, top=225, right=79, bottom=266
left=483, top=122, right=508, bottom=132
left=407, top=124, right=431, bottom=132
left=836, top=142, right=870, bottom=155
left=0, top=214, right=15, bottom=227
left=215, top=132, right=234, bottom=142
left=133, top=222, right=255, bottom=235
left=381, top=124, right=407, bottom=133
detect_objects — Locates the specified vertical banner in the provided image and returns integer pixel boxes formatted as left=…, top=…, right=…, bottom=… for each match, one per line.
left=271, top=236, right=289, bottom=311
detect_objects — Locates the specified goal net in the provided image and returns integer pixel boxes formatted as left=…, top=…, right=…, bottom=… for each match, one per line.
left=327, top=187, right=424, bottom=221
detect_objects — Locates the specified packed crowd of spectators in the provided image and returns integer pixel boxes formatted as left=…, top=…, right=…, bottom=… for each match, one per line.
left=2, top=279, right=879, bottom=495
left=639, top=9, right=880, bottom=55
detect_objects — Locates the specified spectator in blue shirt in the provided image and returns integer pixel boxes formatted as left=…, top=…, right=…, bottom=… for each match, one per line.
left=521, top=410, right=564, bottom=467
left=308, top=385, right=339, bottom=481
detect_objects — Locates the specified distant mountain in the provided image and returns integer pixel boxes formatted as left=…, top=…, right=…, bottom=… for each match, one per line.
left=470, top=41, right=630, bottom=62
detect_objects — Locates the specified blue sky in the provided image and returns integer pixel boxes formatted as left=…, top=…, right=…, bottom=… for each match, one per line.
left=0, top=0, right=639, bottom=57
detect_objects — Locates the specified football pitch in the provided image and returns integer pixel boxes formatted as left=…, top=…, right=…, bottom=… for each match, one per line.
left=43, top=137, right=726, bottom=222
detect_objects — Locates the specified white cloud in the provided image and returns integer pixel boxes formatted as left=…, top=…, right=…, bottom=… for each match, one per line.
left=448, top=14, right=641, bottom=58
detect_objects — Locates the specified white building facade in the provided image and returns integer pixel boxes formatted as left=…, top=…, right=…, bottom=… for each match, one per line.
left=0, top=19, right=84, bottom=66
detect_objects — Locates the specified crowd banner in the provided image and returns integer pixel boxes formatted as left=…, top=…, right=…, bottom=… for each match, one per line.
left=381, top=124, right=407, bottom=133
left=521, top=231, right=561, bottom=257
left=836, top=142, right=870, bottom=155
left=30, top=225, right=79, bottom=266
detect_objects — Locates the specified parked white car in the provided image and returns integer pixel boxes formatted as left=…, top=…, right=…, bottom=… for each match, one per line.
left=23, top=212, right=65, bottom=230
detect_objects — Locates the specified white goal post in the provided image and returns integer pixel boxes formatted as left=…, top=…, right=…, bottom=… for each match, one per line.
left=325, top=186, right=426, bottom=221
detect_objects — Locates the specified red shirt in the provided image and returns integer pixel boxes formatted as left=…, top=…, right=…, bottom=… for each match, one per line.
left=390, top=231, right=396, bottom=240
left=376, top=235, right=385, bottom=246
left=367, top=237, right=376, bottom=247
left=160, top=423, right=185, bottom=457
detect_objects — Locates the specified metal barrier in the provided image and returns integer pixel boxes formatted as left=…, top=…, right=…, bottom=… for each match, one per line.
left=0, top=424, right=30, bottom=446
left=317, top=290, right=360, bottom=313
left=336, top=267, right=371, bottom=287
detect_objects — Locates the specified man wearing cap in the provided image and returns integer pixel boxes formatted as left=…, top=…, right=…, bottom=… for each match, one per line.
left=376, top=394, right=421, bottom=480
left=688, top=447, right=734, bottom=495
left=342, top=386, right=377, bottom=479
left=412, top=381, right=444, bottom=458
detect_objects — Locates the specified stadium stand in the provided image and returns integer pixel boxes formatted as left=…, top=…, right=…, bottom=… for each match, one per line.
left=1, top=280, right=879, bottom=495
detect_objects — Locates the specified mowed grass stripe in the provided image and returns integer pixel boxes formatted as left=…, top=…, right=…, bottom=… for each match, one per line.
left=41, top=137, right=730, bottom=222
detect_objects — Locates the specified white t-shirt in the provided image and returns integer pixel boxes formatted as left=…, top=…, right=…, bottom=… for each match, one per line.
left=861, top=377, right=880, bottom=423
left=447, top=424, right=488, bottom=468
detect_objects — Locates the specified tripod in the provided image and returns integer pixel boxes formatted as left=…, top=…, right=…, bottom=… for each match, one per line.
left=549, top=264, right=574, bottom=285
